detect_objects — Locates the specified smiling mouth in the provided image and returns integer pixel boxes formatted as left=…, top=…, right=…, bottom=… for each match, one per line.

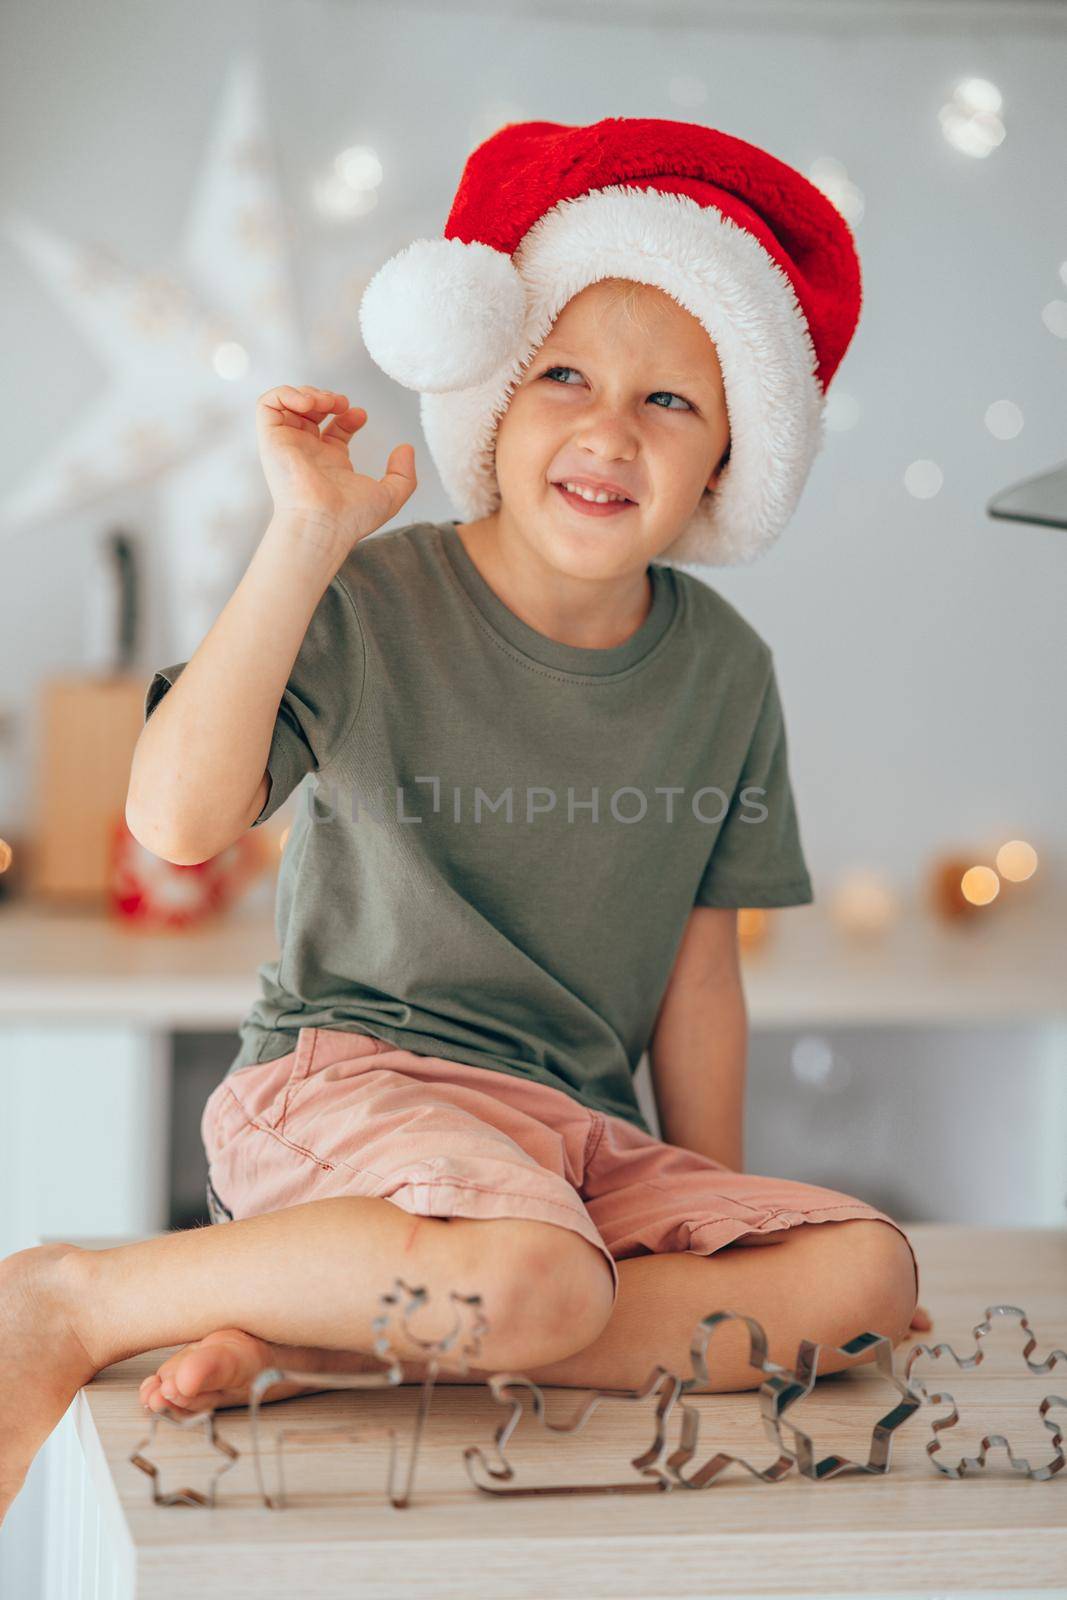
left=552, top=482, right=637, bottom=516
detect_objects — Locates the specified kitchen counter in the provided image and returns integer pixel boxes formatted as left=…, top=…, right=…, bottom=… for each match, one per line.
left=1, top=889, right=1064, bottom=1028
left=39, top=1223, right=1067, bottom=1597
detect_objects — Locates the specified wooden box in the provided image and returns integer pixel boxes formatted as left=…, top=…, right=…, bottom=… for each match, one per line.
left=30, top=673, right=147, bottom=902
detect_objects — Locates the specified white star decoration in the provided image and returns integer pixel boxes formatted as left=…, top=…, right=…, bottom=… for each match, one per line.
left=1, top=55, right=306, bottom=659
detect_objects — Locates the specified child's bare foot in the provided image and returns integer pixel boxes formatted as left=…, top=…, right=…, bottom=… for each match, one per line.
left=0, top=1244, right=98, bottom=1529
left=139, top=1324, right=490, bottom=1415
left=139, top=1328, right=382, bottom=1415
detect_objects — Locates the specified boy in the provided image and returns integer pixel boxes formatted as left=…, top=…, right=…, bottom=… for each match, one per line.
left=0, top=118, right=928, bottom=1525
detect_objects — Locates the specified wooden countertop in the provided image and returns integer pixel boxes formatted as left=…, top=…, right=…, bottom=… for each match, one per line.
left=1, top=889, right=1064, bottom=1029
left=72, top=1224, right=1066, bottom=1596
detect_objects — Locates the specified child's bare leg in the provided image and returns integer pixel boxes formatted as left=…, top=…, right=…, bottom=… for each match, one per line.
left=0, top=1196, right=614, bottom=1525
left=520, top=1219, right=920, bottom=1393
left=143, top=1216, right=920, bottom=1418
left=218, top=1218, right=915, bottom=1399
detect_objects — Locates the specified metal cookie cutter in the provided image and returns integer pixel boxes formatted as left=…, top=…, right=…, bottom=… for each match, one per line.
left=249, top=1364, right=406, bottom=1510
left=374, top=1276, right=490, bottom=1508
left=250, top=1277, right=488, bottom=1510
left=666, top=1310, right=800, bottom=1487
left=129, top=1403, right=239, bottom=1507
left=904, top=1304, right=1067, bottom=1480
left=371, top=1276, right=490, bottom=1377
left=762, top=1328, right=922, bottom=1480
left=463, top=1363, right=684, bottom=1496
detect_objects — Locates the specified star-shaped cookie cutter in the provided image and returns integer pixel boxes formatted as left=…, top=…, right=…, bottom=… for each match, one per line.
left=129, top=1402, right=239, bottom=1507
left=666, top=1309, right=800, bottom=1487
left=762, top=1328, right=922, bottom=1480
left=463, top=1362, right=684, bottom=1495
left=903, top=1304, right=1067, bottom=1480
left=249, top=1276, right=489, bottom=1510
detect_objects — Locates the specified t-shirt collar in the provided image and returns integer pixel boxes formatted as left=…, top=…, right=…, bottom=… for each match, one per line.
left=437, top=520, right=678, bottom=678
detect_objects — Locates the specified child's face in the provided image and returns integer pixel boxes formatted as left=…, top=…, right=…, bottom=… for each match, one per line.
left=493, top=278, right=730, bottom=574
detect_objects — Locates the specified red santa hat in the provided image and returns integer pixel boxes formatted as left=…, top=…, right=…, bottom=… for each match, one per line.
left=358, top=116, right=862, bottom=566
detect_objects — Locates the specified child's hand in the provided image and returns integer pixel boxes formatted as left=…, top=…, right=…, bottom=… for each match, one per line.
left=255, top=385, right=417, bottom=544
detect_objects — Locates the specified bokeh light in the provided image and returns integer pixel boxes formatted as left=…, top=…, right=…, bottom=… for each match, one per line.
left=995, top=839, right=1038, bottom=882
left=939, top=77, right=1006, bottom=158
left=960, top=865, right=1000, bottom=906
left=984, top=399, right=1024, bottom=440
left=904, top=460, right=944, bottom=499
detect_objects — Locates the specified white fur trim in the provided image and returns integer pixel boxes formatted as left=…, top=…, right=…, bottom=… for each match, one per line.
left=359, top=237, right=526, bottom=393
left=420, top=185, right=827, bottom=566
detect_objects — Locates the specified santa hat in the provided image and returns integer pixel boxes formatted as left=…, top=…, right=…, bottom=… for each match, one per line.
left=358, top=117, right=862, bottom=567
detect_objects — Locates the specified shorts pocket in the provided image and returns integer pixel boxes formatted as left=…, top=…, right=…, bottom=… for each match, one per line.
left=200, top=1028, right=316, bottom=1163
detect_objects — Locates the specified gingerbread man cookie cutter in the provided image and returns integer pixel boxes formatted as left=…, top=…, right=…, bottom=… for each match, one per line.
left=666, top=1309, right=800, bottom=1487
left=904, top=1304, right=1067, bottom=1480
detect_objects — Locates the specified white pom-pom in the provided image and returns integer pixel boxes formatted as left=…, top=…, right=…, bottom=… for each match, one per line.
left=358, top=237, right=526, bottom=393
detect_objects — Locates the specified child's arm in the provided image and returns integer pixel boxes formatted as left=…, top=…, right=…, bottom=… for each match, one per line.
left=651, top=911, right=935, bottom=1335
left=648, top=907, right=747, bottom=1170
left=127, top=509, right=358, bottom=863
left=126, top=385, right=416, bottom=864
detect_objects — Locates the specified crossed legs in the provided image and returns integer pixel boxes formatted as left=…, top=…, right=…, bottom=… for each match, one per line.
left=0, top=1194, right=918, bottom=1525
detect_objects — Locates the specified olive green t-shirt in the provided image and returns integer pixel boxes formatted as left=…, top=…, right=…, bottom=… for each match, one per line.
left=144, top=519, right=813, bottom=1134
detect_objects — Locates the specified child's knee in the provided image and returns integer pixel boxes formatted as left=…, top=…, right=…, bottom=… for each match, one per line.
left=482, top=1221, right=615, bottom=1369
left=536, top=1229, right=616, bottom=1358
left=827, top=1218, right=918, bottom=1344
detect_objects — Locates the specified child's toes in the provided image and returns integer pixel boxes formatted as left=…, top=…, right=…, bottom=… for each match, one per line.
left=140, top=1367, right=198, bottom=1414
left=139, top=1373, right=163, bottom=1409
left=167, top=1329, right=273, bottom=1406
left=157, top=1387, right=222, bottom=1414
left=139, top=1376, right=203, bottom=1417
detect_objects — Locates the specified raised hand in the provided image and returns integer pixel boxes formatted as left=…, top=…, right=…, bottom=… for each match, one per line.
left=255, top=385, right=416, bottom=545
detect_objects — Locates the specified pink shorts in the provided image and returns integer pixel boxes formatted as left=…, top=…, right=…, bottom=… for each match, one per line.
left=202, top=1025, right=921, bottom=1308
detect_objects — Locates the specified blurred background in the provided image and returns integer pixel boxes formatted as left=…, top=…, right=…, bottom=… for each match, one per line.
left=1, top=0, right=1065, bottom=1262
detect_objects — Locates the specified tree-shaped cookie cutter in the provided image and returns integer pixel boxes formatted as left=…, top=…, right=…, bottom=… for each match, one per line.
left=903, top=1304, right=1067, bottom=1480
left=665, top=1310, right=801, bottom=1487
left=129, top=1403, right=239, bottom=1507
left=249, top=1276, right=489, bottom=1509
left=463, top=1363, right=685, bottom=1495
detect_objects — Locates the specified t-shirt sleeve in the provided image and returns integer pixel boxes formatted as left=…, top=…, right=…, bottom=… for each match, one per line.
left=142, top=572, right=365, bottom=829
left=694, top=655, right=814, bottom=908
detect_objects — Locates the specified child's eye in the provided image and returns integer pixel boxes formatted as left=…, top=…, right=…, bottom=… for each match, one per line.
left=648, top=390, right=693, bottom=412
left=540, top=366, right=693, bottom=412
